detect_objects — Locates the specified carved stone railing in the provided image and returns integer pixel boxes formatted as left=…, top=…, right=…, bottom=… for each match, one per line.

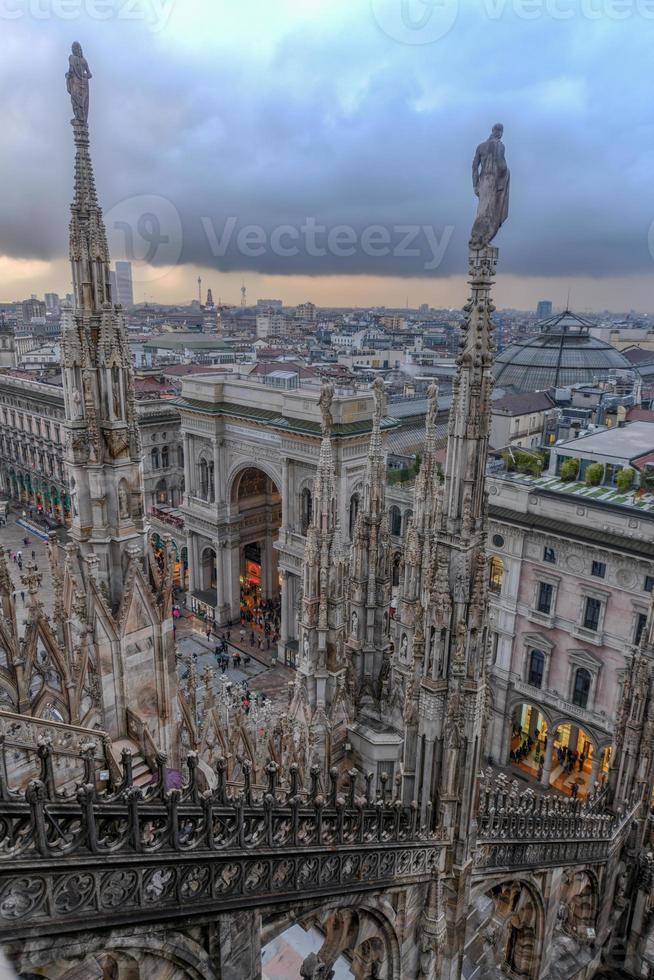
left=0, top=750, right=446, bottom=939
left=474, top=769, right=641, bottom=873
left=0, top=711, right=106, bottom=760
left=0, top=710, right=111, bottom=798
left=478, top=779, right=615, bottom=845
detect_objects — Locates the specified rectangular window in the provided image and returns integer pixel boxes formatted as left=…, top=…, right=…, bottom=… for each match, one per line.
left=543, top=547, right=556, bottom=564
left=635, top=613, right=648, bottom=646
left=591, top=561, right=606, bottom=579
left=528, top=650, right=545, bottom=689
left=537, top=582, right=553, bottom=614
left=645, top=576, right=654, bottom=593
left=583, top=597, right=602, bottom=632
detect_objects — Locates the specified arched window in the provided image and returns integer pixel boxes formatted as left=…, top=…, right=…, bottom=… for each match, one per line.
left=151, top=447, right=159, bottom=470
left=199, top=458, right=209, bottom=499
left=349, top=493, right=360, bottom=537
left=161, top=446, right=169, bottom=469
left=573, top=668, right=591, bottom=709
left=300, top=487, right=312, bottom=534
left=389, top=505, right=402, bottom=537
left=528, top=649, right=545, bottom=688
left=488, top=556, right=504, bottom=595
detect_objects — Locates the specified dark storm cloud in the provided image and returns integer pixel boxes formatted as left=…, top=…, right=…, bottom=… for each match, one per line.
left=1, top=2, right=654, bottom=281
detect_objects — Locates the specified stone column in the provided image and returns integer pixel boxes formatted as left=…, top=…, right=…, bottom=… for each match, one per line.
left=182, top=433, right=191, bottom=499
left=541, top=744, right=553, bottom=788
left=210, top=909, right=262, bottom=979
left=420, top=738, right=435, bottom=825
left=281, top=458, right=290, bottom=527
left=589, top=748, right=601, bottom=787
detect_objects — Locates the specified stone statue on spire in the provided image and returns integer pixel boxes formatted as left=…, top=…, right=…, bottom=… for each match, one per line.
left=66, top=42, right=92, bottom=126
left=371, top=376, right=385, bottom=428
left=318, top=382, right=334, bottom=437
left=470, top=123, right=510, bottom=249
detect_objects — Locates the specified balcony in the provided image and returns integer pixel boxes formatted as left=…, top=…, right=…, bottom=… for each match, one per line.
left=512, top=678, right=611, bottom=733
left=149, top=506, right=185, bottom=531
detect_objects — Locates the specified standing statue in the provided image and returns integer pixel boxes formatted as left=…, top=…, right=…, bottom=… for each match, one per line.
left=318, top=383, right=334, bottom=437
left=372, top=376, right=385, bottom=426
left=426, top=381, right=439, bottom=431
left=70, top=387, right=83, bottom=420
left=66, top=42, right=92, bottom=126
left=470, top=123, right=510, bottom=249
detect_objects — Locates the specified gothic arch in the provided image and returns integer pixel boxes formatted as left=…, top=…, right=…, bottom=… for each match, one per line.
left=262, top=896, right=402, bottom=979
left=472, top=876, right=546, bottom=980
left=13, top=928, right=215, bottom=980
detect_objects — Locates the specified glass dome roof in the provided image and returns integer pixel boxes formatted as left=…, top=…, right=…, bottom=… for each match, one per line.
left=493, top=311, right=632, bottom=393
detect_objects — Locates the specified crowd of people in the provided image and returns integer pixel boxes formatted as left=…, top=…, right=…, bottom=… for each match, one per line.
left=510, top=725, right=548, bottom=780
left=511, top=721, right=592, bottom=798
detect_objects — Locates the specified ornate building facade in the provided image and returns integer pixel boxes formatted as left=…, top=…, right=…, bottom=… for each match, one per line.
left=3, top=47, right=654, bottom=980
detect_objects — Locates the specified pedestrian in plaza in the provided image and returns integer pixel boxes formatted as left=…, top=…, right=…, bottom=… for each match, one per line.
left=31, top=550, right=35, bottom=560
left=226, top=629, right=231, bottom=642
left=20, top=591, right=24, bottom=603
left=571, top=782, right=578, bottom=800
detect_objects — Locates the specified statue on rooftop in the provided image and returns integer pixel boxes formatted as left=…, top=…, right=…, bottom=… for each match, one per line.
left=318, top=382, right=334, bottom=437
left=66, top=42, right=92, bottom=126
left=470, top=123, right=510, bottom=249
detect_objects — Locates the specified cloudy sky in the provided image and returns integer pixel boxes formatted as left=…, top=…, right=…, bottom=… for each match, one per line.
left=2, top=0, right=654, bottom=310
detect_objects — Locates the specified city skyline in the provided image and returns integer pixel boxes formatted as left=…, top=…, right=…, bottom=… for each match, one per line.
left=2, top=2, right=654, bottom=310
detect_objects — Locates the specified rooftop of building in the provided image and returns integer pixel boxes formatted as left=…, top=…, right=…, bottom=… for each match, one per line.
left=493, top=469, right=654, bottom=527
left=491, top=390, right=555, bottom=416
left=555, top=420, right=654, bottom=460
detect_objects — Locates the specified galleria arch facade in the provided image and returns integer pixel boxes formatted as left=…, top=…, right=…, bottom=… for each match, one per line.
left=177, top=372, right=389, bottom=662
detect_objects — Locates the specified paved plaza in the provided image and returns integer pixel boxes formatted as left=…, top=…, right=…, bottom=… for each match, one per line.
left=0, top=516, right=56, bottom=629
left=0, top=512, right=294, bottom=723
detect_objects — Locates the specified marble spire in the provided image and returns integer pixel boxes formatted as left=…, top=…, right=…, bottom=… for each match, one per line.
left=61, top=42, right=144, bottom=608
